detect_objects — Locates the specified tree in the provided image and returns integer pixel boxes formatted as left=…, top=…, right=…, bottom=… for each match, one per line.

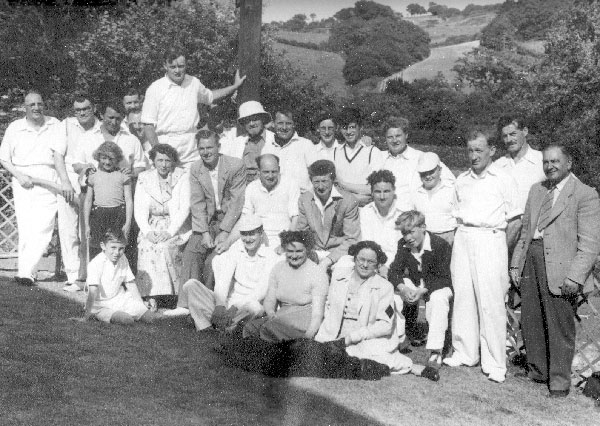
left=407, top=3, right=427, bottom=16
left=309, top=13, right=316, bottom=22
left=283, top=13, right=307, bottom=31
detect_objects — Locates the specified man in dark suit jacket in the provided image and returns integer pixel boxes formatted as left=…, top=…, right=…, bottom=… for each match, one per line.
left=388, top=210, right=453, bottom=369
left=296, top=160, right=360, bottom=272
left=181, top=129, right=246, bottom=290
left=511, top=144, right=600, bottom=397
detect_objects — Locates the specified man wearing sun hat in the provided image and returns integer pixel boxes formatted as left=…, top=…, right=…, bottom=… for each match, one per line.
left=220, top=100, right=274, bottom=182
left=164, top=215, right=279, bottom=331
left=409, top=152, right=457, bottom=246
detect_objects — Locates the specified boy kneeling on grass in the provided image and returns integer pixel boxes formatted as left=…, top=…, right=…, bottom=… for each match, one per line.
left=75, top=229, right=163, bottom=325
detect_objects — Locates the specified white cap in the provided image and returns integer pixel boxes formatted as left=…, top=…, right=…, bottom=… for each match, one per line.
left=237, top=101, right=271, bottom=123
left=417, top=152, right=440, bottom=173
left=238, top=215, right=263, bottom=232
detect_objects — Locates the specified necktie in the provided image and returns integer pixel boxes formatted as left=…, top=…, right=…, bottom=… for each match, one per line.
left=536, top=186, right=555, bottom=232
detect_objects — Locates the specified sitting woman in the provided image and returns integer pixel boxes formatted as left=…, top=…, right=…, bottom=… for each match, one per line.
left=244, top=230, right=328, bottom=342
left=134, top=144, right=191, bottom=310
left=315, top=241, right=438, bottom=380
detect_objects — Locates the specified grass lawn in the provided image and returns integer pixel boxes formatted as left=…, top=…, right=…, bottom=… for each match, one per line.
left=3, top=272, right=600, bottom=425
left=406, top=13, right=496, bottom=46
left=276, top=30, right=329, bottom=45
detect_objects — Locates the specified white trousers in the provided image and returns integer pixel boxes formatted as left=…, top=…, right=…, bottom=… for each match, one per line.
left=57, top=193, right=81, bottom=283
left=179, top=279, right=264, bottom=330
left=425, top=287, right=453, bottom=350
left=450, top=226, right=509, bottom=376
left=12, top=166, right=57, bottom=280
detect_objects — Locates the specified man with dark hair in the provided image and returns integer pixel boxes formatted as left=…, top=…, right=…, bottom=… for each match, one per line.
left=261, top=109, right=316, bottom=192
left=494, top=115, right=545, bottom=212
left=296, top=160, right=360, bottom=272
left=182, top=130, right=246, bottom=287
left=333, top=108, right=384, bottom=206
left=122, top=88, right=141, bottom=114
left=314, top=112, right=341, bottom=162
left=443, top=128, right=521, bottom=384
left=510, top=144, right=600, bottom=397
left=141, top=47, right=246, bottom=167
left=0, top=91, right=63, bottom=286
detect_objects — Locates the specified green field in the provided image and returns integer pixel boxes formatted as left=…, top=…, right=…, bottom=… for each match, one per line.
left=406, top=13, right=496, bottom=46
left=276, top=30, right=329, bottom=44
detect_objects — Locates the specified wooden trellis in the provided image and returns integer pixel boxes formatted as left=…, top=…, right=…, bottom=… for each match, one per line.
left=0, top=169, right=18, bottom=258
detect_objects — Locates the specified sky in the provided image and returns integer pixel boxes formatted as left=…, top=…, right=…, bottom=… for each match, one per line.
left=262, top=0, right=502, bottom=22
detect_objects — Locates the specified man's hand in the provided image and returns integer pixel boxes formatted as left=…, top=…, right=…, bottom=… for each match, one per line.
left=16, top=173, right=33, bottom=189
left=214, top=231, right=230, bottom=254
left=60, top=181, right=75, bottom=203
left=561, top=278, right=580, bottom=296
left=407, top=287, right=427, bottom=304
left=304, top=328, right=318, bottom=339
left=234, top=69, right=247, bottom=89
left=509, top=268, right=521, bottom=287
left=201, top=232, right=215, bottom=249
left=120, top=167, right=132, bottom=179
left=122, top=224, right=131, bottom=241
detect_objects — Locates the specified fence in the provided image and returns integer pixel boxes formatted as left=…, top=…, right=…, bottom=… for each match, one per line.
left=0, top=169, right=18, bottom=258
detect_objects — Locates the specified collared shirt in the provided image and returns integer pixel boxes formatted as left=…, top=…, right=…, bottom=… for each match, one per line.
left=87, top=252, right=135, bottom=302
left=315, top=139, right=342, bottom=162
left=141, top=74, right=213, bottom=134
left=73, top=127, right=146, bottom=171
left=261, top=133, right=317, bottom=192
left=315, top=186, right=343, bottom=223
left=533, top=173, right=572, bottom=239
left=406, top=232, right=432, bottom=288
left=333, top=141, right=384, bottom=185
left=0, top=116, right=62, bottom=167
left=359, top=201, right=404, bottom=266
left=494, top=145, right=545, bottom=210
left=243, top=176, right=300, bottom=242
left=208, top=157, right=221, bottom=210
left=411, top=181, right=457, bottom=233
left=453, top=163, right=522, bottom=229
left=382, top=146, right=456, bottom=197
left=50, top=117, right=103, bottom=172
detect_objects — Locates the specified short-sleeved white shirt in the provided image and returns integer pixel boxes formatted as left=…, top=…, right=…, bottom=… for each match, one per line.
left=242, top=176, right=300, bottom=243
left=315, top=140, right=341, bottom=162
left=50, top=117, right=103, bottom=173
left=359, top=201, right=404, bottom=266
left=453, top=163, right=522, bottom=230
left=333, top=141, right=384, bottom=185
left=261, top=133, right=317, bottom=192
left=0, top=116, right=61, bottom=166
left=493, top=146, right=545, bottom=211
left=87, top=252, right=135, bottom=302
left=410, top=182, right=457, bottom=233
left=141, top=74, right=213, bottom=134
left=73, top=127, right=146, bottom=170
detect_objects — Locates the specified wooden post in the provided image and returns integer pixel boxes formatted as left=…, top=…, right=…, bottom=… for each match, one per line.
left=237, top=0, right=262, bottom=103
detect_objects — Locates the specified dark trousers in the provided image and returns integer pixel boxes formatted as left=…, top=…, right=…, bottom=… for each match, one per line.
left=89, top=205, right=126, bottom=259
left=521, top=240, right=577, bottom=391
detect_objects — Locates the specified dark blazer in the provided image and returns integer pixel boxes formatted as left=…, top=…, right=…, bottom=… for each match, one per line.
left=387, top=232, right=452, bottom=302
left=296, top=188, right=360, bottom=262
left=511, top=175, right=600, bottom=295
left=189, top=154, right=246, bottom=234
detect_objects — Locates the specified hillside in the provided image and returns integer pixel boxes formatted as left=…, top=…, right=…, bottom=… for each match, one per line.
left=405, top=12, right=496, bottom=46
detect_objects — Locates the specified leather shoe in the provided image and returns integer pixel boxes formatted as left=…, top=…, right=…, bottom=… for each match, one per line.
left=514, top=371, right=546, bottom=384
left=15, top=276, right=35, bottom=286
left=421, top=366, right=440, bottom=382
left=548, top=389, right=569, bottom=398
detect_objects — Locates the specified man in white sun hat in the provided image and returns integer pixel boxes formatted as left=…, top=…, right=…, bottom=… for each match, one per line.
left=164, top=215, right=279, bottom=332
left=220, top=100, right=274, bottom=183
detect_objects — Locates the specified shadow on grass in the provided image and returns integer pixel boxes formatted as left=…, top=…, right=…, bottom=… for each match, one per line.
left=0, top=278, right=383, bottom=426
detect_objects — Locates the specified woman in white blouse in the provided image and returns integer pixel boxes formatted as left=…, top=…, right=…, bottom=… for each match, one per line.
left=134, top=144, right=191, bottom=310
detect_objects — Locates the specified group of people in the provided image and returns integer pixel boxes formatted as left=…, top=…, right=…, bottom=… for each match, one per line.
left=2, top=47, right=600, bottom=395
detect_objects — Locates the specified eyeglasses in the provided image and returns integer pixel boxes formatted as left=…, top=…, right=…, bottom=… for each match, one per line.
left=356, top=256, right=377, bottom=267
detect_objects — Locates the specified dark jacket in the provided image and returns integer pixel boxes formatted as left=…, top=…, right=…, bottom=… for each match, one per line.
left=388, top=232, right=452, bottom=302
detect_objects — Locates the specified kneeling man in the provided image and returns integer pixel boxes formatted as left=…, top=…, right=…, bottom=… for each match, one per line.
left=164, top=216, right=279, bottom=331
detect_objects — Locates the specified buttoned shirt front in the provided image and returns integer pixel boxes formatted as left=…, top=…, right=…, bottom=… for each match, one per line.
left=406, top=232, right=432, bottom=287
left=533, top=173, right=571, bottom=239
left=315, top=186, right=343, bottom=224
left=208, top=157, right=221, bottom=210
left=0, top=116, right=62, bottom=167
left=453, top=163, right=522, bottom=230
left=242, top=176, right=300, bottom=242
left=411, top=181, right=457, bottom=233
left=87, top=252, right=135, bottom=301
left=494, top=145, right=545, bottom=210
left=359, top=201, right=404, bottom=266
left=73, top=127, right=146, bottom=171
left=315, top=139, right=342, bottom=162
left=50, top=117, right=103, bottom=173
left=261, top=133, right=317, bottom=192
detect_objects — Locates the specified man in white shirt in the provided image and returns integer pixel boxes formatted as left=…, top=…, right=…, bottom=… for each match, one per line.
left=72, top=100, right=146, bottom=179
left=0, top=91, right=63, bottom=285
left=314, top=113, right=341, bottom=162
left=381, top=116, right=455, bottom=199
left=241, top=154, right=300, bottom=250
left=443, top=128, right=522, bottom=384
left=359, top=169, right=403, bottom=271
left=141, top=47, right=246, bottom=167
left=165, top=216, right=279, bottom=332
left=333, top=108, right=384, bottom=206
left=261, top=109, right=317, bottom=193
left=50, top=93, right=102, bottom=290
left=494, top=116, right=545, bottom=214
left=410, top=153, right=457, bottom=246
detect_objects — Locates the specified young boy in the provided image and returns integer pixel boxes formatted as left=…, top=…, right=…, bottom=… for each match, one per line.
left=78, top=230, right=160, bottom=325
